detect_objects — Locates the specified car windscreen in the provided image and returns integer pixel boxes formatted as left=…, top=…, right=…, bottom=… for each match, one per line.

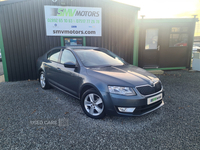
left=74, top=49, right=125, bottom=67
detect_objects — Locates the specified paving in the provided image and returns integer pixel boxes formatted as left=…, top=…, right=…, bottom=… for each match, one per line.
left=0, top=70, right=199, bottom=149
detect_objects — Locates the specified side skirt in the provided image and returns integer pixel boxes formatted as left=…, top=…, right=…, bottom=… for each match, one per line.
left=49, top=82, right=80, bottom=100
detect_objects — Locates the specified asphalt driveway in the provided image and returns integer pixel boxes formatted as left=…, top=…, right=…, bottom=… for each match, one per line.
left=0, top=62, right=3, bottom=76
left=0, top=70, right=199, bottom=149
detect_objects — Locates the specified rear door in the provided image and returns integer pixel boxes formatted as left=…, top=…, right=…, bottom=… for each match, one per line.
left=46, top=49, right=62, bottom=85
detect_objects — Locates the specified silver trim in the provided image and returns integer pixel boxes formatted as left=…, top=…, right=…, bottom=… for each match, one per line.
left=135, top=81, right=163, bottom=97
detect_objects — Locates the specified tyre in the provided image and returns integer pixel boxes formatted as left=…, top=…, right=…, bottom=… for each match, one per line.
left=81, top=89, right=106, bottom=119
left=39, top=71, right=51, bottom=89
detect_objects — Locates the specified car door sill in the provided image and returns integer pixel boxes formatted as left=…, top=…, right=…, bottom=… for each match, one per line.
left=49, top=82, right=80, bottom=100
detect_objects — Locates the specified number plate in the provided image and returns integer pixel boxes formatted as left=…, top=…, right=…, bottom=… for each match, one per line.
left=147, top=93, right=162, bottom=105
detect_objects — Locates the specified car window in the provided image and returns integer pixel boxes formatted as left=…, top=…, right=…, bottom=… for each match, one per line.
left=48, top=49, right=60, bottom=62
left=61, top=49, right=76, bottom=64
left=75, top=49, right=125, bottom=67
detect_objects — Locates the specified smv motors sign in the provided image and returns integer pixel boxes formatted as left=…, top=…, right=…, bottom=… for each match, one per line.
left=44, top=6, right=102, bottom=36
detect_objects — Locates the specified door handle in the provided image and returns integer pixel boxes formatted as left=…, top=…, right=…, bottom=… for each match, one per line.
left=57, top=67, right=61, bottom=70
left=157, top=45, right=160, bottom=51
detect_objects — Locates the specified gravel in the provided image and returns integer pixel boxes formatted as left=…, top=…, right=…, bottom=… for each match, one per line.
left=0, top=70, right=199, bottom=149
left=0, top=62, right=3, bottom=76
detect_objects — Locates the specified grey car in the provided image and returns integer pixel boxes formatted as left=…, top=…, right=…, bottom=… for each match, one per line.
left=36, top=46, right=164, bottom=119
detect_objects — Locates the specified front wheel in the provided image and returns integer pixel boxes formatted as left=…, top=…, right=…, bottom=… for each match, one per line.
left=40, top=71, right=51, bottom=89
left=81, top=89, right=106, bottom=119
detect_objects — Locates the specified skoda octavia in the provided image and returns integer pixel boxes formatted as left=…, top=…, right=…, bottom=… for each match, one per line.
left=37, top=46, right=164, bottom=119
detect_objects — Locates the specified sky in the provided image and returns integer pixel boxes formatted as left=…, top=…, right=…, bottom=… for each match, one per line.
left=113, top=0, right=200, bottom=36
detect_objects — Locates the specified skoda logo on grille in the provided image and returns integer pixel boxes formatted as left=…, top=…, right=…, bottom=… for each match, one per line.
left=150, top=81, right=156, bottom=87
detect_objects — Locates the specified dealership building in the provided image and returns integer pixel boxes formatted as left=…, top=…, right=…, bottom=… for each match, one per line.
left=0, top=0, right=197, bottom=81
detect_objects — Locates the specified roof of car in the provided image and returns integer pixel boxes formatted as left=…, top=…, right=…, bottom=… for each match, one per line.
left=47, top=46, right=100, bottom=52
left=66, top=46, right=99, bottom=50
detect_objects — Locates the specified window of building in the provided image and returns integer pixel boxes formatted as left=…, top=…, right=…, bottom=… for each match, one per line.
left=169, top=27, right=188, bottom=47
left=64, top=37, right=83, bottom=46
left=171, top=27, right=188, bottom=32
left=61, top=49, right=76, bottom=64
left=169, top=34, right=188, bottom=47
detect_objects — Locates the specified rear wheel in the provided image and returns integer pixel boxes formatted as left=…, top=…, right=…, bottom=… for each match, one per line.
left=81, top=89, right=106, bottom=119
left=40, top=71, right=51, bottom=89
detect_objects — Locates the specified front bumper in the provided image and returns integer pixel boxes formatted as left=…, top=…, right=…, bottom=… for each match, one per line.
left=103, top=90, right=164, bottom=116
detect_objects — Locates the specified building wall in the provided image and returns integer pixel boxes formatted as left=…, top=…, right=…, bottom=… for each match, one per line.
left=0, top=0, right=138, bottom=81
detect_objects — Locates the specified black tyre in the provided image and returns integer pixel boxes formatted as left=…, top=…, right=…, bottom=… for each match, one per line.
left=39, top=71, right=51, bottom=89
left=81, top=89, right=106, bottom=119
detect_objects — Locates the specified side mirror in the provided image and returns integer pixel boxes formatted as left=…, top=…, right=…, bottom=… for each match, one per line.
left=64, top=62, right=76, bottom=68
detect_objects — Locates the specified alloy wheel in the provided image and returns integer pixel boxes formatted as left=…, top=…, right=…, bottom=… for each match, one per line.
left=40, top=73, right=46, bottom=88
left=84, top=93, right=104, bottom=116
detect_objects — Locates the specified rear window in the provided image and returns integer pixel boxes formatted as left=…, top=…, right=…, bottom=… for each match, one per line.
left=47, top=49, right=61, bottom=62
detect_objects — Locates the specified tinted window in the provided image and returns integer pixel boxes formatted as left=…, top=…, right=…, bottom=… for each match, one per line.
left=48, top=49, right=60, bottom=62
left=61, top=50, right=76, bottom=64
left=75, top=49, right=125, bottom=67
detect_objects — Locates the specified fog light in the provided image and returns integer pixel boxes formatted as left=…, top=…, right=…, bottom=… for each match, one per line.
left=118, top=107, right=136, bottom=113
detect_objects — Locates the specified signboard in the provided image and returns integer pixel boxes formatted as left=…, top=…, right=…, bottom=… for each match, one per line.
left=44, top=6, right=102, bottom=36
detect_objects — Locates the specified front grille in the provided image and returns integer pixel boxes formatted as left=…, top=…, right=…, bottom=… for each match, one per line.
left=133, top=100, right=162, bottom=115
left=136, top=81, right=162, bottom=95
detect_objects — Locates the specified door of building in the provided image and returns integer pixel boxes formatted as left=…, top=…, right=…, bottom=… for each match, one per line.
left=140, top=28, right=161, bottom=68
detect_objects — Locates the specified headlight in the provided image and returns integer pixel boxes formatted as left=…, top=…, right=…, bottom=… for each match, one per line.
left=108, top=86, right=136, bottom=96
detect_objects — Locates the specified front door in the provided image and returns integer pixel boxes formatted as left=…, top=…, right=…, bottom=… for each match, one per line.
left=141, top=28, right=160, bottom=68
left=56, top=49, right=82, bottom=97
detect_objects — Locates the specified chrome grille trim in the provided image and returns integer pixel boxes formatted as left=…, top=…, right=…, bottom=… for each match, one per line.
left=135, top=81, right=163, bottom=97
